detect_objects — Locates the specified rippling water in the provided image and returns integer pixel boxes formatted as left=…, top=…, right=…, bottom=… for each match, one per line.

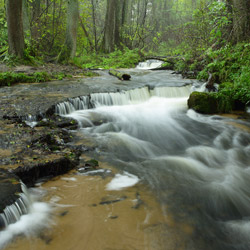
left=66, top=91, right=250, bottom=250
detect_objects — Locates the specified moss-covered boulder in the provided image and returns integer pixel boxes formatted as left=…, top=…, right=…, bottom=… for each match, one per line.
left=188, top=92, right=219, bottom=114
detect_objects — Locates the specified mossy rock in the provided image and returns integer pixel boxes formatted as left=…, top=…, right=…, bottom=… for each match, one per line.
left=188, top=92, right=219, bottom=114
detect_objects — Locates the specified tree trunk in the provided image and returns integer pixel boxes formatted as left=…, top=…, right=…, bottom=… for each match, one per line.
left=91, top=0, right=97, bottom=52
left=109, top=70, right=131, bottom=81
left=58, top=0, right=79, bottom=62
left=102, top=0, right=123, bottom=53
left=30, top=0, right=41, bottom=44
left=232, top=0, right=250, bottom=42
left=22, top=0, right=30, bottom=36
left=6, top=0, right=25, bottom=57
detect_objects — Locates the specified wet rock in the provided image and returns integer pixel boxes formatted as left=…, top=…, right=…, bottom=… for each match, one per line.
left=99, top=195, right=127, bottom=205
left=132, top=192, right=144, bottom=209
left=13, top=153, right=80, bottom=187
left=0, top=169, right=21, bottom=213
left=36, top=115, right=78, bottom=130
left=60, top=210, right=69, bottom=217
left=182, top=71, right=197, bottom=79
left=109, top=215, right=118, bottom=219
left=188, top=92, right=219, bottom=114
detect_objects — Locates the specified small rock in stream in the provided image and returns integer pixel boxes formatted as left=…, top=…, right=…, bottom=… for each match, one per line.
left=99, top=195, right=127, bottom=205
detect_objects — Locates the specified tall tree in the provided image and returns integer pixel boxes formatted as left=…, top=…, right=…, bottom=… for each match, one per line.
left=6, top=0, right=25, bottom=57
left=58, top=0, right=79, bottom=61
left=102, top=0, right=125, bottom=53
left=22, top=0, right=30, bottom=36
left=231, top=0, right=250, bottom=42
left=30, top=0, right=41, bottom=44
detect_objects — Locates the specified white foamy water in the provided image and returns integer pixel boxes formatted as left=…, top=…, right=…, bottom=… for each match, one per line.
left=0, top=187, right=52, bottom=249
left=136, top=59, right=164, bottom=70
left=55, top=85, right=191, bottom=115
left=66, top=87, right=250, bottom=250
left=106, top=172, right=140, bottom=191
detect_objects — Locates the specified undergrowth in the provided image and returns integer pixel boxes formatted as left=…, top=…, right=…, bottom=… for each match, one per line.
left=73, top=48, right=143, bottom=69
left=170, top=42, right=250, bottom=112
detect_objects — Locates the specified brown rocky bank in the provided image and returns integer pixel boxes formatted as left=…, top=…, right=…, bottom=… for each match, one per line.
left=0, top=61, right=138, bottom=219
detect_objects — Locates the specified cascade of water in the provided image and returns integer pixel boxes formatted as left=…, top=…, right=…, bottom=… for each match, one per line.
left=65, top=92, right=250, bottom=249
left=0, top=183, right=52, bottom=248
left=0, top=183, right=31, bottom=229
left=136, top=59, right=164, bottom=70
left=55, top=85, right=191, bottom=115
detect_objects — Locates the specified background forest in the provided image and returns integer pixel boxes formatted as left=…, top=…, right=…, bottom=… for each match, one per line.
left=0, top=0, right=250, bottom=111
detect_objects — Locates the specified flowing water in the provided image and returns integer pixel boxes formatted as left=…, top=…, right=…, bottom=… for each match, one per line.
left=1, top=63, right=250, bottom=250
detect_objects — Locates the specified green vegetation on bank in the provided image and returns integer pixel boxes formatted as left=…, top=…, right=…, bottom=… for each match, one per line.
left=73, top=48, right=143, bottom=69
left=0, top=72, right=51, bottom=86
left=0, top=72, right=73, bottom=87
left=183, top=43, right=250, bottom=113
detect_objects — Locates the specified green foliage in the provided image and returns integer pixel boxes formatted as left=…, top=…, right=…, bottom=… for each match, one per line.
left=0, top=72, right=52, bottom=86
left=73, top=48, right=142, bottom=69
left=194, top=43, right=250, bottom=112
left=0, top=4, right=8, bottom=56
left=188, top=91, right=219, bottom=114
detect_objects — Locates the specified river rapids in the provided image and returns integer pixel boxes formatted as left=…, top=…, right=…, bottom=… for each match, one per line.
left=1, top=60, right=250, bottom=250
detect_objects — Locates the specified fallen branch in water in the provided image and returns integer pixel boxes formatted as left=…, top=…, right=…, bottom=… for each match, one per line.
left=109, top=69, right=131, bottom=81
left=206, top=72, right=216, bottom=92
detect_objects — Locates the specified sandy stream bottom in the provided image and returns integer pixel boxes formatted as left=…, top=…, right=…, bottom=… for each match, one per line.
left=4, top=160, right=194, bottom=250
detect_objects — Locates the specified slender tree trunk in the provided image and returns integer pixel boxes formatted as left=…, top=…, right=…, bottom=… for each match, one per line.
left=30, top=0, right=41, bottom=44
left=79, top=14, right=94, bottom=51
left=65, top=0, right=79, bottom=58
left=91, top=0, right=97, bottom=52
left=6, top=0, right=25, bottom=57
left=22, top=0, right=30, bottom=36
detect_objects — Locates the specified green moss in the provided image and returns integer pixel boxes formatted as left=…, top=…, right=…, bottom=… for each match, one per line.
left=0, top=72, right=51, bottom=86
left=85, top=159, right=99, bottom=167
left=188, top=92, right=219, bottom=114
left=81, top=71, right=99, bottom=77
left=0, top=71, right=79, bottom=87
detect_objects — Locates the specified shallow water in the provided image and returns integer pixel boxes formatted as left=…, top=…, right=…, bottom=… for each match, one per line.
left=1, top=66, right=250, bottom=250
left=5, top=165, right=193, bottom=250
left=63, top=95, right=250, bottom=250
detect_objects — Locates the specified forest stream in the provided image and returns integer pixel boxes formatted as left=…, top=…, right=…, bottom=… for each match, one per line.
left=1, top=61, right=250, bottom=250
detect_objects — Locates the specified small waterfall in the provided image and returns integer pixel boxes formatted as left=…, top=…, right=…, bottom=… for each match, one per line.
left=55, top=85, right=191, bottom=115
left=0, top=183, right=52, bottom=248
left=0, top=183, right=30, bottom=230
left=136, top=59, right=164, bottom=70
left=24, top=114, right=38, bottom=128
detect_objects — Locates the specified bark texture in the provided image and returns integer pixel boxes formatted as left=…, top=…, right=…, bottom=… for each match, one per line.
left=103, top=0, right=125, bottom=53
left=6, top=0, right=25, bottom=57
left=232, top=0, right=250, bottom=42
left=30, top=0, right=41, bottom=43
left=58, top=0, right=79, bottom=62
left=65, top=0, right=79, bottom=58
